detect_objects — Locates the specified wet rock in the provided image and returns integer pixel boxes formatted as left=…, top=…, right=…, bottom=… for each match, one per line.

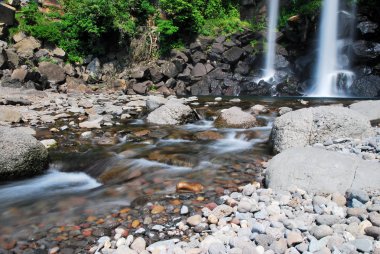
left=271, top=106, right=374, bottom=153
left=214, top=107, right=256, bottom=128
left=146, top=99, right=197, bottom=125
left=351, top=75, right=380, bottom=97
left=352, top=40, right=380, bottom=60
left=357, top=21, right=378, bottom=35
left=79, top=116, right=103, bottom=129
left=176, top=182, right=204, bottom=193
left=40, top=139, right=57, bottom=149
left=0, top=126, right=48, bottom=180
left=194, top=131, right=223, bottom=140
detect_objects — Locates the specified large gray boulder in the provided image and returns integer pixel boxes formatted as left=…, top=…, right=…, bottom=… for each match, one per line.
left=349, top=100, right=380, bottom=123
left=0, top=126, right=49, bottom=180
left=271, top=106, right=374, bottom=153
left=146, top=99, right=197, bottom=125
left=215, top=106, right=256, bottom=128
left=266, top=147, right=380, bottom=194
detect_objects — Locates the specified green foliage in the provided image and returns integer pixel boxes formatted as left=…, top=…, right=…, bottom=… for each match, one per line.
left=15, top=0, right=156, bottom=62
left=279, top=0, right=322, bottom=28
left=157, top=0, right=242, bottom=54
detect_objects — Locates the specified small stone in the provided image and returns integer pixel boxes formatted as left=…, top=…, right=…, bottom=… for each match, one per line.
left=131, top=237, right=146, bottom=252
left=176, top=182, right=204, bottom=193
left=332, top=192, right=346, bottom=206
left=370, top=212, right=380, bottom=227
left=187, top=215, right=202, bottom=226
left=237, top=200, right=252, bottom=213
left=359, top=220, right=373, bottom=235
left=347, top=189, right=370, bottom=204
left=180, top=206, right=189, bottom=215
left=40, top=139, right=57, bottom=149
left=49, top=247, right=60, bottom=254
left=287, top=232, right=303, bottom=246
left=351, top=238, right=373, bottom=252
left=131, top=220, right=140, bottom=228
left=208, top=214, right=218, bottom=224
left=310, top=225, right=333, bottom=240
left=151, top=205, right=165, bottom=214
left=365, top=226, right=380, bottom=239
left=316, top=215, right=341, bottom=226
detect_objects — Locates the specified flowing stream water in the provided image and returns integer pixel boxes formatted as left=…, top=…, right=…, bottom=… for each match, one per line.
left=0, top=97, right=355, bottom=251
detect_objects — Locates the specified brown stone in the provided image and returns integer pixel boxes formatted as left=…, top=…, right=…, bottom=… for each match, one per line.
left=13, top=37, right=41, bottom=58
left=38, top=62, right=66, bottom=84
left=11, top=68, right=27, bottom=81
left=151, top=205, right=165, bottom=214
left=195, top=131, right=223, bottom=140
left=176, top=182, right=204, bottom=193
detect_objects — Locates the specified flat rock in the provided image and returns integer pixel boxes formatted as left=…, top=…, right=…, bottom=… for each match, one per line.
left=0, top=106, right=21, bottom=123
left=38, top=62, right=66, bottom=84
left=13, top=36, right=41, bottom=58
left=350, top=100, right=380, bottom=123
left=271, top=105, right=374, bottom=153
left=266, top=147, right=380, bottom=193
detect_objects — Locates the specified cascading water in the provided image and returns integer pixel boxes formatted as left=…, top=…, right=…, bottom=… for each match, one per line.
left=311, top=0, right=355, bottom=97
left=262, top=0, right=279, bottom=81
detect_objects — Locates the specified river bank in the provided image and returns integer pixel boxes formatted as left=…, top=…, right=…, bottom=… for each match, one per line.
left=0, top=85, right=380, bottom=253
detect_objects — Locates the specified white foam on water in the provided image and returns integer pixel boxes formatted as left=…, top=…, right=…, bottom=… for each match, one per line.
left=182, top=120, right=216, bottom=131
left=156, top=139, right=194, bottom=145
left=0, top=169, right=101, bottom=205
left=208, top=131, right=261, bottom=154
left=126, top=158, right=192, bottom=172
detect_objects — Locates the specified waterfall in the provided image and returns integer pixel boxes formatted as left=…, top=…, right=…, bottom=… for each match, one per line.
left=263, top=0, right=279, bottom=81
left=311, top=0, right=355, bottom=97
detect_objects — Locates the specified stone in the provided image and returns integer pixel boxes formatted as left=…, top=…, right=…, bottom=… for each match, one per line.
left=11, top=68, right=27, bottom=81
left=13, top=31, right=26, bottom=43
left=287, top=232, right=303, bottom=246
left=223, top=47, right=244, bottom=64
left=332, top=192, right=346, bottom=206
left=271, top=106, right=374, bottom=153
left=278, top=107, right=292, bottom=115
left=130, top=237, right=146, bottom=252
left=13, top=36, right=41, bottom=58
left=310, top=225, right=333, bottom=240
left=161, top=62, right=179, bottom=78
left=52, top=47, right=65, bottom=58
left=38, top=62, right=66, bottom=84
left=191, top=63, right=208, bottom=77
left=146, top=99, right=197, bottom=125
left=86, top=57, right=101, bottom=81
left=211, top=204, right=234, bottom=219
left=146, top=95, right=168, bottom=111
left=215, top=107, right=256, bottom=128
left=350, top=100, right=380, bottom=123
left=79, top=117, right=103, bottom=129
left=0, top=106, right=21, bottom=123
left=351, top=238, right=373, bottom=252
left=40, top=139, right=57, bottom=149
left=266, top=147, right=380, bottom=194
left=187, top=215, right=202, bottom=226
left=365, top=226, right=380, bottom=239
left=133, top=81, right=151, bottom=94
left=357, top=21, right=378, bottom=35
left=316, top=215, right=341, bottom=226
left=370, top=213, right=380, bottom=227
left=352, top=40, right=380, bottom=60
left=0, top=3, right=15, bottom=26
left=0, top=126, right=48, bottom=180
left=346, top=189, right=370, bottom=204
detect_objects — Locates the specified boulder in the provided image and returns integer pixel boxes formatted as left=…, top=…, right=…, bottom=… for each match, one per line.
left=133, top=81, right=151, bottom=94
left=215, top=106, right=256, bottom=128
left=352, top=41, right=380, bottom=60
left=86, top=57, right=101, bottom=82
left=146, top=99, right=197, bottom=125
left=349, top=100, right=380, bottom=124
left=161, top=62, right=179, bottom=78
left=357, top=21, right=378, bottom=35
left=223, top=47, right=244, bottom=65
left=271, top=106, right=374, bottom=153
left=129, top=66, right=149, bottom=79
left=5, top=49, right=19, bottom=68
left=146, top=95, right=168, bottom=111
left=38, top=62, right=66, bottom=84
left=0, top=3, right=15, bottom=26
left=0, top=126, right=49, bottom=180
left=11, top=68, right=27, bottom=81
left=266, top=147, right=380, bottom=194
left=13, top=37, right=41, bottom=58
left=350, top=75, right=380, bottom=97
left=191, top=63, right=208, bottom=77
left=0, top=106, right=21, bottom=122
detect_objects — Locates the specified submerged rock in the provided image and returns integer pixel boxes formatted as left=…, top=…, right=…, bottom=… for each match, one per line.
left=0, top=126, right=48, bottom=180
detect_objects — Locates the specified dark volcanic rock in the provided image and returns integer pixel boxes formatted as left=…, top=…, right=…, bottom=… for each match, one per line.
left=223, top=47, right=245, bottom=65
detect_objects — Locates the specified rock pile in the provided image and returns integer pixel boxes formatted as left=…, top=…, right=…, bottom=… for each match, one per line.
left=94, top=184, right=380, bottom=254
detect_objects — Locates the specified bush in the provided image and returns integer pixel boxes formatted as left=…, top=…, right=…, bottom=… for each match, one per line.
left=14, top=0, right=155, bottom=62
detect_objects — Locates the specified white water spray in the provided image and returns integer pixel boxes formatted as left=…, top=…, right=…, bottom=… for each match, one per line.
left=312, top=0, right=354, bottom=97
left=263, top=0, right=280, bottom=81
